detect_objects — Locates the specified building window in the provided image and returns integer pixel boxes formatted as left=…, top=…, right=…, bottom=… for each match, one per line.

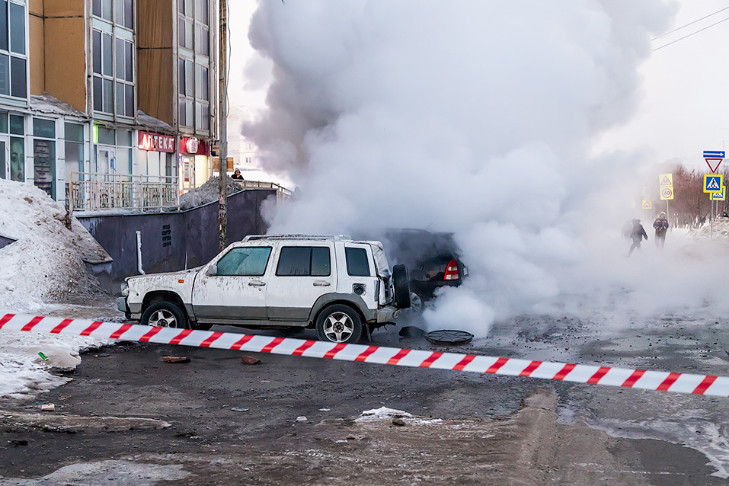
left=0, top=1, right=27, bottom=100
left=65, top=122, right=84, bottom=178
left=178, top=0, right=211, bottom=133
left=92, top=0, right=134, bottom=118
left=33, top=117, right=56, bottom=199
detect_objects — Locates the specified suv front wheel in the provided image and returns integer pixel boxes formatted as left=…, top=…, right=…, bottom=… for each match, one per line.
left=141, top=301, right=190, bottom=329
left=316, top=304, right=362, bottom=344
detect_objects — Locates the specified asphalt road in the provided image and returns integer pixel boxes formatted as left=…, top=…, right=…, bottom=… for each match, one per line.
left=1, top=307, right=729, bottom=484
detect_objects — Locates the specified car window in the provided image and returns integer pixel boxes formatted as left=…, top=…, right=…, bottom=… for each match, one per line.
left=276, top=246, right=331, bottom=276
left=345, top=247, right=371, bottom=277
left=216, top=247, right=272, bottom=276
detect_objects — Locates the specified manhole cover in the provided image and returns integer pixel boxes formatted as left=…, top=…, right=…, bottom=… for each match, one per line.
left=425, top=329, right=474, bottom=345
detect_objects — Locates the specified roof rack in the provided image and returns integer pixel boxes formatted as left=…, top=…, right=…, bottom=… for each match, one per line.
left=242, top=234, right=353, bottom=241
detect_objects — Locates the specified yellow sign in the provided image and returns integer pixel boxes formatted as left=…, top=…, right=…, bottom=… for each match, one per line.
left=642, top=199, right=652, bottom=210
left=660, top=186, right=674, bottom=200
left=711, top=186, right=726, bottom=201
left=659, top=173, right=673, bottom=186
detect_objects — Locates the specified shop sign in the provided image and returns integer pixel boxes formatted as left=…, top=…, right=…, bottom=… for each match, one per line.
left=138, top=131, right=176, bottom=153
left=180, top=137, right=208, bottom=155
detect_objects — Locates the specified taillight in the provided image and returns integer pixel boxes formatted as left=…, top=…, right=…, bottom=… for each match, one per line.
left=444, top=259, right=459, bottom=281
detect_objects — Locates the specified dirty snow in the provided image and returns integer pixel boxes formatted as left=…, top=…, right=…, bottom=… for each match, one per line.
left=0, top=459, right=188, bottom=485
left=357, top=407, right=442, bottom=426
left=0, top=179, right=112, bottom=399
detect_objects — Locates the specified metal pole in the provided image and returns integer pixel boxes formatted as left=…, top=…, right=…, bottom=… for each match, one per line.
left=218, top=0, right=228, bottom=251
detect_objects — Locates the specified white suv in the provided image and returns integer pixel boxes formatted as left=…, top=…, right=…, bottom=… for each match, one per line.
left=117, top=235, right=411, bottom=343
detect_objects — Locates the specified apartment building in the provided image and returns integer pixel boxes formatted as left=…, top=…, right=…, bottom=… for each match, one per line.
left=0, top=0, right=218, bottom=210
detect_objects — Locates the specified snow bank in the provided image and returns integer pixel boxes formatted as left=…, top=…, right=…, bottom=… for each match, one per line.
left=179, top=175, right=245, bottom=210
left=0, top=179, right=112, bottom=399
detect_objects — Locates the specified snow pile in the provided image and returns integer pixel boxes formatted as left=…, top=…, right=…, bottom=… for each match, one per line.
left=0, top=179, right=109, bottom=311
left=685, top=218, right=729, bottom=240
left=0, top=179, right=112, bottom=399
left=179, top=175, right=244, bottom=210
left=357, top=407, right=442, bottom=426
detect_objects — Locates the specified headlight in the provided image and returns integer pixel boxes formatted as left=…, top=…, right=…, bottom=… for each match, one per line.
left=121, top=282, right=129, bottom=297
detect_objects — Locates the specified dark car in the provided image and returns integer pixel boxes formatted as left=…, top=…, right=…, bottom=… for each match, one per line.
left=380, top=229, right=468, bottom=312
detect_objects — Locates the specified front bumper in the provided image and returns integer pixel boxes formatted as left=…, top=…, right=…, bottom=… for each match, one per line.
left=116, top=297, right=129, bottom=314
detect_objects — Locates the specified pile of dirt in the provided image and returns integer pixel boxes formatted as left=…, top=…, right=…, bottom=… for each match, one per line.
left=179, top=175, right=244, bottom=210
left=0, top=180, right=109, bottom=311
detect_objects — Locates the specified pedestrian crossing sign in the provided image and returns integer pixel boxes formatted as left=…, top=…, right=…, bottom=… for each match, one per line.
left=703, top=174, right=723, bottom=193
left=642, top=199, right=652, bottom=210
left=711, top=186, right=726, bottom=201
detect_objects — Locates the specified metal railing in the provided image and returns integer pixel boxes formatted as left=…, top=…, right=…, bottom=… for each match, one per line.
left=233, top=179, right=293, bottom=200
left=68, top=172, right=179, bottom=212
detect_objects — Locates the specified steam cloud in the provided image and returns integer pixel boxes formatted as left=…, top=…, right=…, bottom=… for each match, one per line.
left=243, top=1, right=722, bottom=337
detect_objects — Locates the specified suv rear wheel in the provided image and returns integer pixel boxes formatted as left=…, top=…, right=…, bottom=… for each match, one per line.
left=141, top=301, right=189, bottom=329
left=316, top=304, right=362, bottom=344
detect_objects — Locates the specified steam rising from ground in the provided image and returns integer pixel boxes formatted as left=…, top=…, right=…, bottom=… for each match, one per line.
left=243, top=1, right=728, bottom=337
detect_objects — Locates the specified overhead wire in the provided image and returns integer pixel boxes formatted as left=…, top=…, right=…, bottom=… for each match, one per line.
left=653, top=15, right=729, bottom=51
left=651, top=6, right=729, bottom=40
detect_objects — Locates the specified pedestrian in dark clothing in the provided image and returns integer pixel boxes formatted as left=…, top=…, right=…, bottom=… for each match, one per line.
left=628, top=219, right=648, bottom=256
left=232, top=169, right=244, bottom=181
left=653, top=212, right=669, bottom=247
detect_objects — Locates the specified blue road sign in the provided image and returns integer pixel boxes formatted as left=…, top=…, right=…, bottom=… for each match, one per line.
left=704, top=174, right=724, bottom=193
left=704, top=151, right=725, bottom=159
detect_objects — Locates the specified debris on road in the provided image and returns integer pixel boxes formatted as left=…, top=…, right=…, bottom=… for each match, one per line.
left=38, top=352, right=48, bottom=361
left=161, top=356, right=190, bottom=363
left=241, top=355, right=261, bottom=365
left=296, top=416, right=307, bottom=423
left=230, top=408, right=249, bottom=412
left=40, top=404, right=55, bottom=412
left=391, top=417, right=407, bottom=426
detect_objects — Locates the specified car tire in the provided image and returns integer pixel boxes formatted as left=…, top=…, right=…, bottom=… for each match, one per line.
left=141, top=301, right=189, bottom=329
left=392, top=264, right=411, bottom=309
left=316, top=304, right=362, bottom=344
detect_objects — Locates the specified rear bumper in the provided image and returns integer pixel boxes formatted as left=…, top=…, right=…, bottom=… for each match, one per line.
left=376, top=305, right=399, bottom=323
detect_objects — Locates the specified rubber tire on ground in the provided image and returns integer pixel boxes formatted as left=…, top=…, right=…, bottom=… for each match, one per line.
left=140, top=301, right=190, bottom=329
left=315, top=304, right=363, bottom=344
left=392, top=264, right=411, bottom=309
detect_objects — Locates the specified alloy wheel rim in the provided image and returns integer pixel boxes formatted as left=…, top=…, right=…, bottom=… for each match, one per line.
left=150, top=309, right=178, bottom=328
left=323, top=312, right=353, bottom=342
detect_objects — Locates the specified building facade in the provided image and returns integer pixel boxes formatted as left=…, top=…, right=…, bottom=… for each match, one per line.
left=0, top=0, right=219, bottom=211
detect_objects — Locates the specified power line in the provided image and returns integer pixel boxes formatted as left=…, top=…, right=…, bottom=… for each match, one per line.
left=652, top=6, right=729, bottom=40
left=653, top=15, right=729, bottom=51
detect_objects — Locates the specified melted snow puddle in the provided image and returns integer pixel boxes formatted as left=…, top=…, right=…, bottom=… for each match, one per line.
left=559, top=406, right=729, bottom=479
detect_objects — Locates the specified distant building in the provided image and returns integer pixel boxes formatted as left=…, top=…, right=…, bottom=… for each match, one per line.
left=0, top=0, right=219, bottom=211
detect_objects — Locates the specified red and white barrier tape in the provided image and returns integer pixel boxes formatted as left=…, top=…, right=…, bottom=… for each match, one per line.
left=1, top=313, right=727, bottom=397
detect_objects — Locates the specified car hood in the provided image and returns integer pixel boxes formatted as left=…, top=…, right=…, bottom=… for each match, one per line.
left=126, top=266, right=203, bottom=282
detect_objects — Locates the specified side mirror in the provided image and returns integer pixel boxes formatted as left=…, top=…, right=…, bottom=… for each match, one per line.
left=207, top=265, right=218, bottom=276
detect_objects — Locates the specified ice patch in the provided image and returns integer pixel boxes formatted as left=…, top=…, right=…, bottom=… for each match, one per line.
left=357, top=406, right=442, bottom=426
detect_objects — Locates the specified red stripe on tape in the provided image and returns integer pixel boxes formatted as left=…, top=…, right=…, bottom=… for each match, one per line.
left=323, top=343, right=347, bottom=359
left=453, top=355, right=476, bottom=371
left=231, top=334, right=254, bottom=350
left=588, top=366, right=611, bottom=384
left=293, top=340, right=316, bottom=356
left=0, top=314, right=15, bottom=329
left=261, top=337, right=285, bottom=353
left=658, top=372, right=681, bottom=391
left=387, top=349, right=410, bottom=365
left=21, top=316, right=44, bottom=332
left=420, top=352, right=443, bottom=368
left=355, top=346, right=378, bottom=362
left=693, top=376, right=718, bottom=395
left=520, top=360, right=542, bottom=377
left=80, top=321, right=103, bottom=336
left=200, top=332, right=223, bottom=348
left=622, top=369, right=646, bottom=388
left=50, top=319, right=73, bottom=334
left=139, top=326, right=163, bottom=342
left=486, top=357, right=508, bottom=374
left=110, top=324, right=133, bottom=340
left=169, top=329, right=193, bottom=345
left=553, top=363, right=576, bottom=381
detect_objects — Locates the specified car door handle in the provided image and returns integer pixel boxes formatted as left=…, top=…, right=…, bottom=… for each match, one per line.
left=313, top=281, right=331, bottom=287
left=248, top=280, right=266, bottom=287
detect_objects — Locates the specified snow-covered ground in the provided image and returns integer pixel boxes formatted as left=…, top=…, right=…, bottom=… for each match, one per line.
left=0, top=179, right=112, bottom=399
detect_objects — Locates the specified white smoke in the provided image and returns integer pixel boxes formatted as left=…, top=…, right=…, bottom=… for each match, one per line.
left=243, top=1, right=707, bottom=337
